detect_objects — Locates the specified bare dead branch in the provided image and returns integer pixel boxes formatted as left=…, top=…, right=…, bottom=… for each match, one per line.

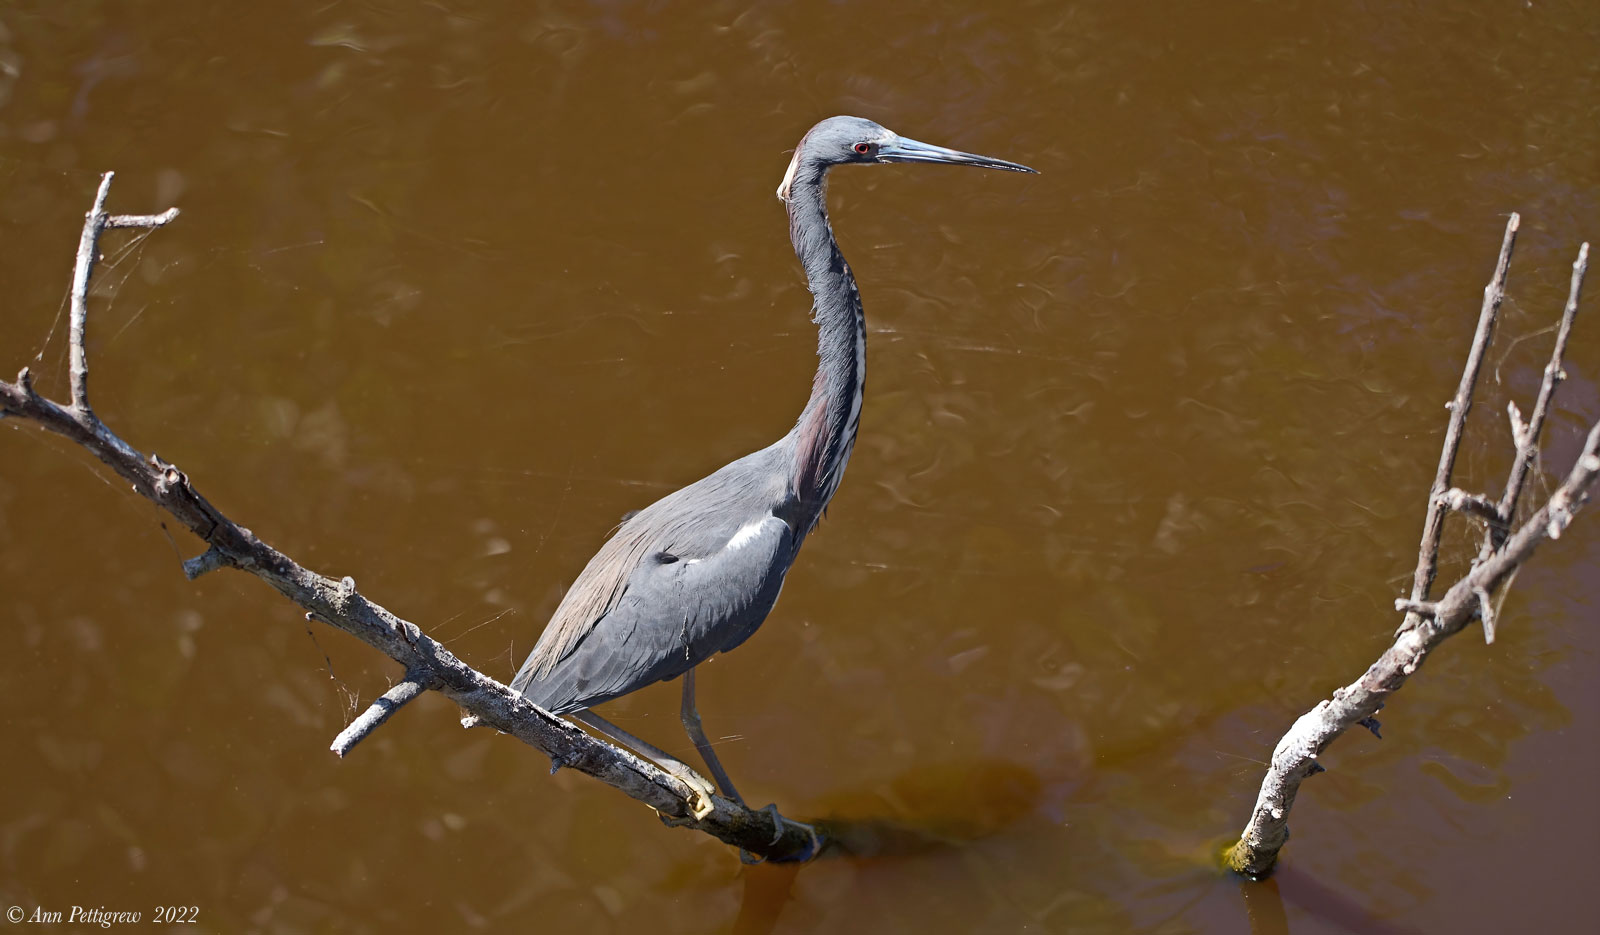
left=67, top=172, right=116, bottom=415
left=332, top=668, right=438, bottom=757
left=0, top=174, right=821, bottom=863
left=1223, top=228, right=1594, bottom=879
left=65, top=172, right=180, bottom=418
left=1227, top=421, right=1599, bottom=877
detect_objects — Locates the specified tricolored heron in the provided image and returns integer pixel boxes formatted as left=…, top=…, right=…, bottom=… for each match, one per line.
left=511, top=115, right=1034, bottom=818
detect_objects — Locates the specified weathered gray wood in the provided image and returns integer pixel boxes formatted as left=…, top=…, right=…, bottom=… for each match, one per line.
left=67, top=172, right=117, bottom=416
left=330, top=668, right=438, bottom=758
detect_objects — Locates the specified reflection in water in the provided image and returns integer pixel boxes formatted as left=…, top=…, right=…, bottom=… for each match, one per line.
left=733, top=863, right=801, bottom=935
left=1240, top=876, right=1290, bottom=935
left=1240, top=865, right=1427, bottom=935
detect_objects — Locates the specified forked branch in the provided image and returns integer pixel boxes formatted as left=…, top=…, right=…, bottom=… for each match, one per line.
left=0, top=173, right=820, bottom=863
left=1224, top=218, right=1594, bottom=878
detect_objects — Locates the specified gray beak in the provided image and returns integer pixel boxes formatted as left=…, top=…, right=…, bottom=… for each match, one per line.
left=876, top=136, right=1037, bottom=174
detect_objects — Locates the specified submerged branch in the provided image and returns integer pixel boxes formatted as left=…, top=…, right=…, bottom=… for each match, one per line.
left=1224, top=225, right=1594, bottom=879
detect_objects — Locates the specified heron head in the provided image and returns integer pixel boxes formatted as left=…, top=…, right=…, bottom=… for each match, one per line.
left=778, top=115, right=1036, bottom=202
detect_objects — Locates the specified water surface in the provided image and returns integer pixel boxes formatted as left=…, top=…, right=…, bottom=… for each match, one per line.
left=1, top=2, right=1596, bottom=932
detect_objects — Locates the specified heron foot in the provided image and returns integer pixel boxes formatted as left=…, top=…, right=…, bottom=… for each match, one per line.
left=738, top=803, right=823, bottom=864
left=682, top=779, right=718, bottom=822
left=654, top=769, right=718, bottom=826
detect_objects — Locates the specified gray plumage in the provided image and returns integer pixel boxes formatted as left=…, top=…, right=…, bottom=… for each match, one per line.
left=511, top=116, right=1034, bottom=750
left=513, top=442, right=798, bottom=713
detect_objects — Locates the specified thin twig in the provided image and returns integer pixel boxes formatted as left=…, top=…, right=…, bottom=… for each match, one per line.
left=107, top=209, right=182, bottom=229
left=64, top=171, right=182, bottom=419
left=1401, top=214, right=1519, bottom=636
left=1392, top=598, right=1438, bottom=618
left=331, top=668, right=437, bottom=757
left=1486, top=241, right=1588, bottom=552
left=1438, top=488, right=1505, bottom=526
left=68, top=172, right=115, bottom=415
left=1474, top=587, right=1497, bottom=644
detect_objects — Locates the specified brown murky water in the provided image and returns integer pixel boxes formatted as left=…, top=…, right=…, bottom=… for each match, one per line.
left=2, top=2, right=1597, bottom=932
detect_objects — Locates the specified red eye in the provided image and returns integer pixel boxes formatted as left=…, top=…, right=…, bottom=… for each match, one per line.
left=853, top=142, right=872, bottom=155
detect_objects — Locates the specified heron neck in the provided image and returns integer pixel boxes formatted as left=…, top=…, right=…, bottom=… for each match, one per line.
left=784, top=173, right=865, bottom=520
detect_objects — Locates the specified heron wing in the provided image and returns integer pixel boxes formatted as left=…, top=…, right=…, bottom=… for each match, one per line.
left=510, top=443, right=794, bottom=703
left=511, top=507, right=795, bottom=712
left=510, top=513, right=667, bottom=690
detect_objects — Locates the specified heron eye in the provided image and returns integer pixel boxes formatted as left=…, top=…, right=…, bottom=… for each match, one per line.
left=853, top=142, right=872, bottom=155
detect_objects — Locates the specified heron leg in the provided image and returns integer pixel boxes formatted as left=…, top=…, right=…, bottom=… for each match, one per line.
left=680, top=667, right=745, bottom=806
left=570, top=710, right=717, bottom=821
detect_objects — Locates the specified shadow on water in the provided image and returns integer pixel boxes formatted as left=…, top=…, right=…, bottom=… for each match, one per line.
left=729, top=758, right=1043, bottom=934
left=811, top=757, right=1044, bottom=860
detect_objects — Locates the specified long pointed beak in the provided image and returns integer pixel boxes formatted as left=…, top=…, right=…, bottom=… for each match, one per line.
left=876, top=136, right=1037, bottom=174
